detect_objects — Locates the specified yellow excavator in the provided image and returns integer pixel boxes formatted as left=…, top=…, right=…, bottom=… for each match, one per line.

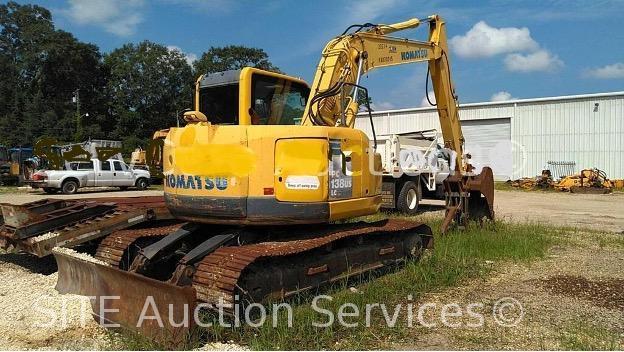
left=130, top=129, right=169, bottom=183
left=54, top=14, right=494, bottom=342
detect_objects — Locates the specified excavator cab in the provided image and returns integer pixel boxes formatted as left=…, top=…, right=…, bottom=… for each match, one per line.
left=165, top=67, right=383, bottom=224
left=195, top=69, right=310, bottom=126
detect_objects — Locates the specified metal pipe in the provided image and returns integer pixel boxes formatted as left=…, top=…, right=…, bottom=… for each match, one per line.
left=351, top=54, right=365, bottom=104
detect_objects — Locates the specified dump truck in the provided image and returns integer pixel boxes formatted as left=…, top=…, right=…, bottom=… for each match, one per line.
left=1, top=15, right=494, bottom=344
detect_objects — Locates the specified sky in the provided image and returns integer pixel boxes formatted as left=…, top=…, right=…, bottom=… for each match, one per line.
left=21, top=0, right=624, bottom=110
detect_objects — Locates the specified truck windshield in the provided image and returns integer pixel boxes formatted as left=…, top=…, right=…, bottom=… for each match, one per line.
left=251, top=74, right=309, bottom=125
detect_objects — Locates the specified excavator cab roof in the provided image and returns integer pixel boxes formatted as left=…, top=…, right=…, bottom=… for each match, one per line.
left=198, top=69, right=241, bottom=88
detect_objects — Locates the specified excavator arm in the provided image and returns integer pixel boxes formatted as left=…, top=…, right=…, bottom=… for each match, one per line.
left=303, top=14, right=494, bottom=232
left=303, top=15, right=465, bottom=172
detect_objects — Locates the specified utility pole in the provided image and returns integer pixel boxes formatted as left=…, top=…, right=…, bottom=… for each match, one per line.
left=73, top=89, right=81, bottom=141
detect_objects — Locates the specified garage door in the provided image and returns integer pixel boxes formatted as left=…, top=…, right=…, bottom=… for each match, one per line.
left=461, top=118, right=512, bottom=181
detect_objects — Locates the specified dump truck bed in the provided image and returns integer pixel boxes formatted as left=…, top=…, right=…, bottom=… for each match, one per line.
left=0, top=196, right=173, bottom=257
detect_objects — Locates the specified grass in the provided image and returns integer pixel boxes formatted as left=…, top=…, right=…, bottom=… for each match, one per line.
left=0, top=185, right=30, bottom=194
left=596, top=233, right=624, bottom=249
left=558, top=318, right=622, bottom=350
left=195, top=218, right=560, bottom=350
left=494, top=180, right=559, bottom=193
left=494, top=181, right=516, bottom=191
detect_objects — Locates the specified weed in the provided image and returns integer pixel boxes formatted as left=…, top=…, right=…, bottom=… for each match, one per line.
left=558, top=319, right=622, bottom=350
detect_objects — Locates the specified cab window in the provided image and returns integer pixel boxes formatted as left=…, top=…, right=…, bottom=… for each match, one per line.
left=198, top=84, right=239, bottom=125
left=113, top=161, right=124, bottom=171
left=250, top=74, right=309, bottom=125
left=78, top=161, right=93, bottom=170
left=101, top=161, right=111, bottom=171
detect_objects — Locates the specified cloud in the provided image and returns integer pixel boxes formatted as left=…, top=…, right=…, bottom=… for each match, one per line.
left=583, top=62, right=624, bottom=79
left=450, top=21, right=539, bottom=58
left=167, top=45, right=198, bottom=66
left=504, top=49, right=563, bottom=72
left=420, top=91, right=436, bottom=107
left=490, top=91, right=515, bottom=102
left=62, top=0, right=145, bottom=36
left=370, top=101, right=396, bottom=111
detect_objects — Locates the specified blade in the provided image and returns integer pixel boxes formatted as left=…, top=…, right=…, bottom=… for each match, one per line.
left=53, top=249, right=197, bottom=346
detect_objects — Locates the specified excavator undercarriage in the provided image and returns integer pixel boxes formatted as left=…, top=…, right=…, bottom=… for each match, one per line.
left=55, top=219, right=432, bottom=343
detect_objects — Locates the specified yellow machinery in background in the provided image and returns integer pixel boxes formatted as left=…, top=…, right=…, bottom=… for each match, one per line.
left=555, top=168, right=614, bottom=193
left=130, top=129, right=169, bottom=183
left=55, top=14, right=494, bottom=342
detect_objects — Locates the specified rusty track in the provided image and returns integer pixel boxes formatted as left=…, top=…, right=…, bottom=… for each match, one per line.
left=193, top=219, right=432, bottom=306
left=95, top=221, right=185, bottom=268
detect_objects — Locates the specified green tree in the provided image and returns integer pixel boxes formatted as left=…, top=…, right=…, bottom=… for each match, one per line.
left=193, top=45, right=279, bottom=75
left=0, top=1, right=106, bottom=145
left=104, top=41, right=193, bottom=145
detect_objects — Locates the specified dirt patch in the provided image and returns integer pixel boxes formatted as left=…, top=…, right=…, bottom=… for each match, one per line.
left=540, top=275, right=624, bottom=311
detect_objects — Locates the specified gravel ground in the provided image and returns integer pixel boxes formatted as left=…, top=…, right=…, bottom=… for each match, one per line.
left=0, top=189, right=622, bottom=349
left=419, top=190, right=624, bottom=233
left=389, top=231, right=624, bottom=350
left=0, top=253, right=108, bottom=350
left=0, top=188, right=163, bottom=204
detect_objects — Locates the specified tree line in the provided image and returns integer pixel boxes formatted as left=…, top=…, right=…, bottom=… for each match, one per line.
left=0, top=2, right=278, bottom=153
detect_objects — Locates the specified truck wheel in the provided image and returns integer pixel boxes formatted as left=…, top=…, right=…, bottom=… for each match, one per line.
left=396, top=181, right=421, bottom=215
left=61, top=180, right=79, bottom=194
left=135, top=178, right=148, bottom=190
left=43, top=187, right=59, bottom=194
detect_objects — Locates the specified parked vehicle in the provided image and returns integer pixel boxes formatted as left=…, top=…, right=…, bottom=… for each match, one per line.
left=378, top=129, right=453, bottom=214
left=28, top=158, right=150, bottom=194
left=0, top=147, right=34, bottom=186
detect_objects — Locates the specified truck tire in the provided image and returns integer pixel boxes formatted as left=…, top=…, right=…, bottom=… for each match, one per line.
left=135, top=178, right=148, bottom=190
left=61, top=180, right=79, bottom=194
left=43, top=187, right=59, bottom=194
left=396, top=181, right=421, bottom=215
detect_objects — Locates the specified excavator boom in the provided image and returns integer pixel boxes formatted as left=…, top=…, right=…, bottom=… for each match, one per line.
left=302, top=15, right=494, bottom=231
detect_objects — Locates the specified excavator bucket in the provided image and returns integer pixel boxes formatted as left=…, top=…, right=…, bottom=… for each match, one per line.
left=441, top=166, right=495, bottom=234
left=53, top=249, right=197, bottom=346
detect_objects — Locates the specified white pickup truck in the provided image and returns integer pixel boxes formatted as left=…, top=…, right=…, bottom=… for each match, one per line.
left=28, top=158, right=151, bottom=194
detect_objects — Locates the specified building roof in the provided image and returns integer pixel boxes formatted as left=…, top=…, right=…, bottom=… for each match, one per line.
left=358, top=91, right=624, bottom=117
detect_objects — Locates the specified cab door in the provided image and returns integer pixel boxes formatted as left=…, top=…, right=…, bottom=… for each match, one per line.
left=112, top=160, right=133, bottom=186
left=96, top=160, right=114, bottom=187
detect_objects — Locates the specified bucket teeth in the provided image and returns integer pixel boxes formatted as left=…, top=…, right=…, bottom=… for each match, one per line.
left=441, top=166, right=495, bottom=234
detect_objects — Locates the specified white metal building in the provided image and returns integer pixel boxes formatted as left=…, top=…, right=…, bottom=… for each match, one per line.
left=355, top=91, right=624, bottom=180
